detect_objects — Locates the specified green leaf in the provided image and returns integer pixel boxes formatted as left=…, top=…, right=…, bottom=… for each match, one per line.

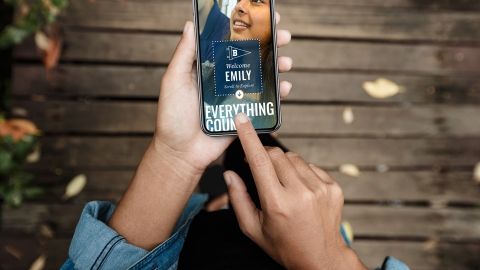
left=0, top=26, right=31, bottom=49
left=5, top=189, right=23, bottom=209
left=23, top=187, right=43, bottom=198
left=41, top=8, right=56, bottom=24
left=12, top=135, right=37, bottom=162
left=0, top=149, right=14, bottom=175
left=10, top=171, right=33, bottom=186
left=51, top=0, right=67, bottom=8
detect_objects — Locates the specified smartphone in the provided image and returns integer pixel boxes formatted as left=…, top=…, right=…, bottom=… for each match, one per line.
left=193, top=0, right=281, bottom=136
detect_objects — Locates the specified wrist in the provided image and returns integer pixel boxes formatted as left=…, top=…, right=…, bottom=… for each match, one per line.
left=150, top=136, right=206, bottom=180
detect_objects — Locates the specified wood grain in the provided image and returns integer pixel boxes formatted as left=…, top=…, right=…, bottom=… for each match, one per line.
left=12, top=101, right=480, bottom=136
left=12, top=64, right=480, bottom=103
left=4, top=204, right=480, bottom=240
left=23, top=137, right=480, bottom=171
left=51, top=0, right=480, bottom=41
left=1, top=236, right=478, bottom=270
left=31, top=171, right=480, bottom=204
left=14, top=31, right=480, bottom=75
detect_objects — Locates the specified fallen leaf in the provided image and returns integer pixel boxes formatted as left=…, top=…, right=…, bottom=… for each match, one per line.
left=341, top=221, right=354, bottom=244
left=40, top=224, right=54, bottom=239
left=34, top=31, right=50, bottom=51
left=29, top=253, right=47, bottom=270
left=363, top=78, right=405, bottom=99
left=430, top=199, right=448, bottom=209
left=422, top=239, right=438, bottom=251
left=37, top=24, right=63, bottom=73
left=62, top=174, right=87, bottom=201
left=12, top=107, right=29, bottom=117
left=339, top=164, right=360, bottom=177
left=27, top=143, right=41, bottom=163
left=8, top=119, right=40, bottom=135
left=474, top=162, right=480, bottom=183
left=5, top=245, right=22, bottom=260
left=342, top=107, right=354, bottom=124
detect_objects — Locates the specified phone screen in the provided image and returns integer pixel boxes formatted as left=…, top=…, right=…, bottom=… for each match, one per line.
left=194, top=0, right=280, bottom=135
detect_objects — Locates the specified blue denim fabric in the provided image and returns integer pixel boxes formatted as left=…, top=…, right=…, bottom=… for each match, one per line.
left=61, top=194, right=208, bottom=270
left=61, top=193, right=409, bottom=270
left=377, top=256, right=411, bottom=270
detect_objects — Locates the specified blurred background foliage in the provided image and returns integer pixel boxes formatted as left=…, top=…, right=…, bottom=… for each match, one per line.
left=0, top=0, right=67, bottom=49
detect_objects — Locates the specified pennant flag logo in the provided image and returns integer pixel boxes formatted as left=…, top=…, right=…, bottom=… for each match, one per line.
left=227, top=46, right=251, bottom=60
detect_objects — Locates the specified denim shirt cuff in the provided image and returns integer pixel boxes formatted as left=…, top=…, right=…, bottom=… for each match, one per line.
left=64, top=194, right=208, bottom=270
left=376, top=256, right=410, bottom=270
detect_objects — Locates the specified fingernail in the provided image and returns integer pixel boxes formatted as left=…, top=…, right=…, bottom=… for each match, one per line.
left=236, top=113, right=249, bottom=124
left=224, top=172, right=232, bottom=186
left=183, top=22, right=190, bottom=34
left=288, top=81, right=293, bottom=88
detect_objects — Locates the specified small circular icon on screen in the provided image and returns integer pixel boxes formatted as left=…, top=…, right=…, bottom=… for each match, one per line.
left=235, top=89, right=245, bottom=100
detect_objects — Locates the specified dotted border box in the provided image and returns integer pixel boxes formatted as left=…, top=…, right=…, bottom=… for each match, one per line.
left=212, top=39, right=263, bottom=96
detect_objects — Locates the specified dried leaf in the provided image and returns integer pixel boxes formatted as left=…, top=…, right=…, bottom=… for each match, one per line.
left=5, top=245, right=22, bottom=260
left=422, top=239, right=438, bottom=251
left=363, top=78, right=404, bottom=99
left=37, top=24, right=63, bottom=72
left=341, top=221, right=354, bottom=243
left=430, top=199, right=448, bottom=209
left=35, top=31, right=50, bottom=51
left=339, top=164, right=360, bottom=177
left=342, top=107, right=354, bottom=124
left=62, top=174, right=87, bottom=201
left=27, top=143, right=41, bottom=163
left=40, top=224, right=54, bottom=239
left=474, top=162, right=480, bottom=183
left=29, top=253, right=47, bottom=270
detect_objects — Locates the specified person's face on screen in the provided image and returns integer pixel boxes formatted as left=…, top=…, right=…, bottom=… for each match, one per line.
left=230, top=0, right=272, bottom=47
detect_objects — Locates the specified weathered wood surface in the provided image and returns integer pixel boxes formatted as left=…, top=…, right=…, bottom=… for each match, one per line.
left=14, top=31, right=480, bottom=76
left=3, top=204, right=480, bottom=240
left=12, top=101, right=480, bottom=136
left=3, top=237, right=477, bottom=270
left=12, top=64, right=480, bottom=103
left=53, top=0, right=480, bottom=42
left=23, top=137, right=480, bottom=171
left=30, top=171, right=480, bottom=204
left=0, top=237, right=70, bottom=270
left=353, top=241, right=480, bottom=270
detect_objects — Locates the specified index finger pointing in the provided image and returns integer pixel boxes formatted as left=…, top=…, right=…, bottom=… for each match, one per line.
left=235, top=113, right=282, bottom=199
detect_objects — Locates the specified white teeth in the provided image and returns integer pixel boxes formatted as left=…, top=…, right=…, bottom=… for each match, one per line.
left=234, top=21, right=249, bottom=28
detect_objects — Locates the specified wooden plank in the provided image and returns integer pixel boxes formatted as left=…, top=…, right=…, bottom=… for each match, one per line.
left=12, top=101, right=480, bottom=136
left=12, top=64, right=480, bottom=103
left=280, top=138, right=480, bottom=168
left=14, top=31, right=480, bottom=75
left=353, top=240, right=439, bottom=270
left=353, top=241, right=480, bottom=270
left=31, top=171, right=480, bottom=204
left=342, top=205, right=480, bottom=240
left=24, top=137, right=480, bottom=170
left=278, top=0, right=480, bottom=10
left=1, top=236, right=478, bottom=270
left=333, top=172, right=480, bottom=203
left=53, top=0, right=480, bottom=42
left=4, top=204, right=480, bottom=240
left=0, top=237, right=70, bottom=270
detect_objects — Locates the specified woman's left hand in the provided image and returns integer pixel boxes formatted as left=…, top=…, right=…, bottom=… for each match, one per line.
left=154, top=13, right=293, bottom=177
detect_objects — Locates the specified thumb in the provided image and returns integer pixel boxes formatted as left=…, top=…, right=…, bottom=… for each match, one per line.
left=167, top=21, right=196, bottom=75
left=224, top=170, right=260, bottom=238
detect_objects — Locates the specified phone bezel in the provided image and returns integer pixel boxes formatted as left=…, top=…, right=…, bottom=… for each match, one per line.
left=192, top=0, right=282, bottom=136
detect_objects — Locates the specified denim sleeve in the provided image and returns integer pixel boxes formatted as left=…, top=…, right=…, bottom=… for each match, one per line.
left=61, top=194, right=208, bottom=270
left=376, top=256, right=410, bottom=270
